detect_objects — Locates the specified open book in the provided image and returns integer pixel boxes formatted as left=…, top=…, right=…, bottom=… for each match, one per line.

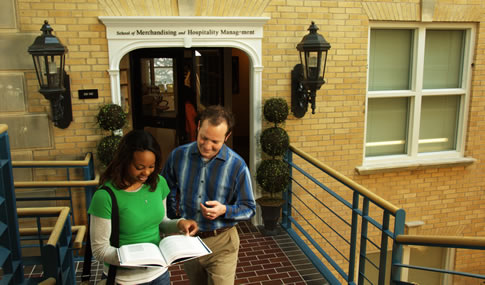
left=117, top=235, right=212, bottom=267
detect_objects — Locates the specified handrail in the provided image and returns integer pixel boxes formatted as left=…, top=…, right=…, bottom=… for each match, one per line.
left=0, top=124, right=7, bottom=134
left=285, top=144, right=485, bottom=284
left=14, top=174, right=100, bottom=188
left=284, top=144, right=407, bottom=284
left=12, top=152, right=93, bottom=167
left=17, top=206, right=77, bottom=283
left=396, top=234, right=485, bottom=248
left=17, top=207, right=70, bottom=246
left=19, top=225, right=86, bottom=249
left=289, top=144, right=401, bottom=214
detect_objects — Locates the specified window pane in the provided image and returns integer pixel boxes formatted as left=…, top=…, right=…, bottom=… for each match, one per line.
left=366, top=98, right=409, bottom=157
left=423, top=30, right=464, bottom=89
left=154, top=57, right=173, bottom=86
left=140, top=57, right=176, bottom=116
left=369, top=29, right=413, bottom=91
left=418, top=95, right=460, bottom=153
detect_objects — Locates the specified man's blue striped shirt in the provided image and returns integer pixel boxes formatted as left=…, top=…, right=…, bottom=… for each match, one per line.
left=161, top=142, right=256, bottom=231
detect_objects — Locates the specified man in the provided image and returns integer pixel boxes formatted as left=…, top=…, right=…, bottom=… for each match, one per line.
left=161, top=105, right=256, bottom=285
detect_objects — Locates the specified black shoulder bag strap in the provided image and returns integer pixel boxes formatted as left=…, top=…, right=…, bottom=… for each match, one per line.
left=82, top=186, right=120, bottom=285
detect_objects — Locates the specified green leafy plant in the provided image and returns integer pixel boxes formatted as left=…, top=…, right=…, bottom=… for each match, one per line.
left=96, top=104, right=127, bottom=166
left=256, top=159, right=290, bottom=197
left=256, top=98, right=291, bottom=206
left=96, top=104, right=127, bottom=131
left=263, top=97, right=289, bottom=125
left=97, top=135, right=122, bottom=166
left=260, top=127, right=289, bottom=157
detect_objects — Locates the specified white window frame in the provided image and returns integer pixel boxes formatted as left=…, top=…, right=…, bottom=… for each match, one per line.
left=359, top=22, right=476, bottom=173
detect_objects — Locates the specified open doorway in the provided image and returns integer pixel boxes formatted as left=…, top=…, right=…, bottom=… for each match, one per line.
left=120, top=47, right=250, bottom=166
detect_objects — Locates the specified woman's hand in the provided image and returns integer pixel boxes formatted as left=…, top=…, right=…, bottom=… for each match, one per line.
left=177, top=219, right=198, bottom=236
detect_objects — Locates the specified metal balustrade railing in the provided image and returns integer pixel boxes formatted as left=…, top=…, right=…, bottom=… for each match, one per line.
left=17, top=206, right=84, bottom=285
left=0, top=124, right=24, bottom=284
left=393, top=235, right=485, bottom=284
left=282, top=144, right=485, bottom=285
left=13, top=152, right=98, bottom=226
left=12, top=153, right=98, bottom=263
left=0, top=125, right=85, bottom=284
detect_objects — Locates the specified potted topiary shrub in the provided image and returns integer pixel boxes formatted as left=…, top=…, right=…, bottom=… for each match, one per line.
left=256, top=97, right=291, bottom=235
left=96, top=104, right=127, bottom=166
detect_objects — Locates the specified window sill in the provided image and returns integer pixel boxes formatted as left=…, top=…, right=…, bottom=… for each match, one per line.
left=356, top=157, right=476, bottom=175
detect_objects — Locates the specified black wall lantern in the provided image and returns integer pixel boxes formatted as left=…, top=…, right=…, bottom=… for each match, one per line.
left=291, top=22, right=331, bottom=118
left=28, top=20, right=72, bottom=129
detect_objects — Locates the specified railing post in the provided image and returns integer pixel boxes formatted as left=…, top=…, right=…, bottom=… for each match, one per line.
left=358, top=198, right=370, bottom=285
left=390, top=209, right=406, bottom=284
left=378, top=212, right=390, bottom=285
left=282, top=149, right=292, bottom=229
left=83, top=152, right=96, bottom=210
left=348, top=191, right=360, bottom=283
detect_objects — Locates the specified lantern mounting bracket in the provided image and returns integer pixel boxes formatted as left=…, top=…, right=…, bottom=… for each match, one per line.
left=50, top=72, right=73, bottom=129
left=291, top=64, right=309, bottom=118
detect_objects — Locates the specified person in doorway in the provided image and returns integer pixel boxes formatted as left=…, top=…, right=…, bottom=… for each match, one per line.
left=183, top=85, right=198, bottom=142
left=162, top=105, right=256, bottom=285
left=183, top=64, right=199, bottom=142
left=88, top=130, right=198, bottom=285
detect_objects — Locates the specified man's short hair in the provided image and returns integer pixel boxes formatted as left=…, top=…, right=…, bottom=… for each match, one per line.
left=199, top=105, right=235, bottom=136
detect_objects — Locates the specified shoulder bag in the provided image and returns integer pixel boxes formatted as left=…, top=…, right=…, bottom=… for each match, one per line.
left=81, top=186, right=119, bottom=285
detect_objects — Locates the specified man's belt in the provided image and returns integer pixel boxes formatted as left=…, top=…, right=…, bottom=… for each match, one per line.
left=196, top=226, right=233, bottom=239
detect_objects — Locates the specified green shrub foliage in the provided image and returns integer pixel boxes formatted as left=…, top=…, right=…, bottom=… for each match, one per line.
left=256, top=98, right=291, bottom=199
left=263, top=98, right=289, bottom=125
left=256, top=159, right=291, bottom=196
left=97, top=135, right=122, bottom=166
left=260, top=127, right=289, bottom=157
left=96, top=104, right=127, bottom=131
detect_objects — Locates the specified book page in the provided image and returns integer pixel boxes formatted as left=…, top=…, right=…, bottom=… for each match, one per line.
left=159, top=235, right=211, bottom=265
left=118, top=242, right=167, bottom=267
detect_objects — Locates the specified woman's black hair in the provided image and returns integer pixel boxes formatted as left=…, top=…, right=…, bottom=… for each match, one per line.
left=99, top=130, right=162, bottom=191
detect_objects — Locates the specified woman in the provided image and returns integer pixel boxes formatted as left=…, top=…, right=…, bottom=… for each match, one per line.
left=88, top=130, right=198, bottom=284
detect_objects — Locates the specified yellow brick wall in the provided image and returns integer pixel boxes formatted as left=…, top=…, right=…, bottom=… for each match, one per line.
left=262, top=0, right=485, bottom=281
left=12, top=0, right=485, bottom=281
left=18, top=0, right=109, bottom=161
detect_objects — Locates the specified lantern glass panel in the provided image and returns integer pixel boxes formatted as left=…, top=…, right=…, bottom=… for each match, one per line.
left=34, top=54, right=65, bottom=92
left=298, top=51, right=306, bottom=79
left=321, top=51, right=328, bottom=79
left=32, top=55, right=46, bottom=87
left=305, top=51, right=321, bottom=80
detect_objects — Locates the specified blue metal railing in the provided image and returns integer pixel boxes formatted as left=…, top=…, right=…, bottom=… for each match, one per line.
left=393, top=235, right=485, bottom=284
left=12, top=152, right=98, bottom=225
left=282, top=144, right=485, bottom=284
left=17, top=207, right=80, bottom=285
left=12, top=154, right=98, bottom=262
left=1, top=125, right=85, bottom=284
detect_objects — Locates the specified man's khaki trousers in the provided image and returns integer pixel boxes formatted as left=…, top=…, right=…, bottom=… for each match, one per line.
left=184, top=227, right=240, bottom=285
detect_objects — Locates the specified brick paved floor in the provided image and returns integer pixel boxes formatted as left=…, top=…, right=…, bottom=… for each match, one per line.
left=168, top=222, right=327, bottom=285
left=24, top=222, right=328, bottom=285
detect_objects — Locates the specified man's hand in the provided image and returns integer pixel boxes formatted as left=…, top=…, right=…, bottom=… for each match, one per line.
left=177, top=219, right=198, bottom=236
left=200, top=201, right=226, bottom=220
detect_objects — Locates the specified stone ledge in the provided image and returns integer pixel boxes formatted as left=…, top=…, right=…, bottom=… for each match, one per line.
left=356, top=157, right=476, bottom=175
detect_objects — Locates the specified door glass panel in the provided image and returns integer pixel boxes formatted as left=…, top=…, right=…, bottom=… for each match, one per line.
left=194, top=49, right=224, bottom=108
left=140, top=57, right=177, bottom=118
